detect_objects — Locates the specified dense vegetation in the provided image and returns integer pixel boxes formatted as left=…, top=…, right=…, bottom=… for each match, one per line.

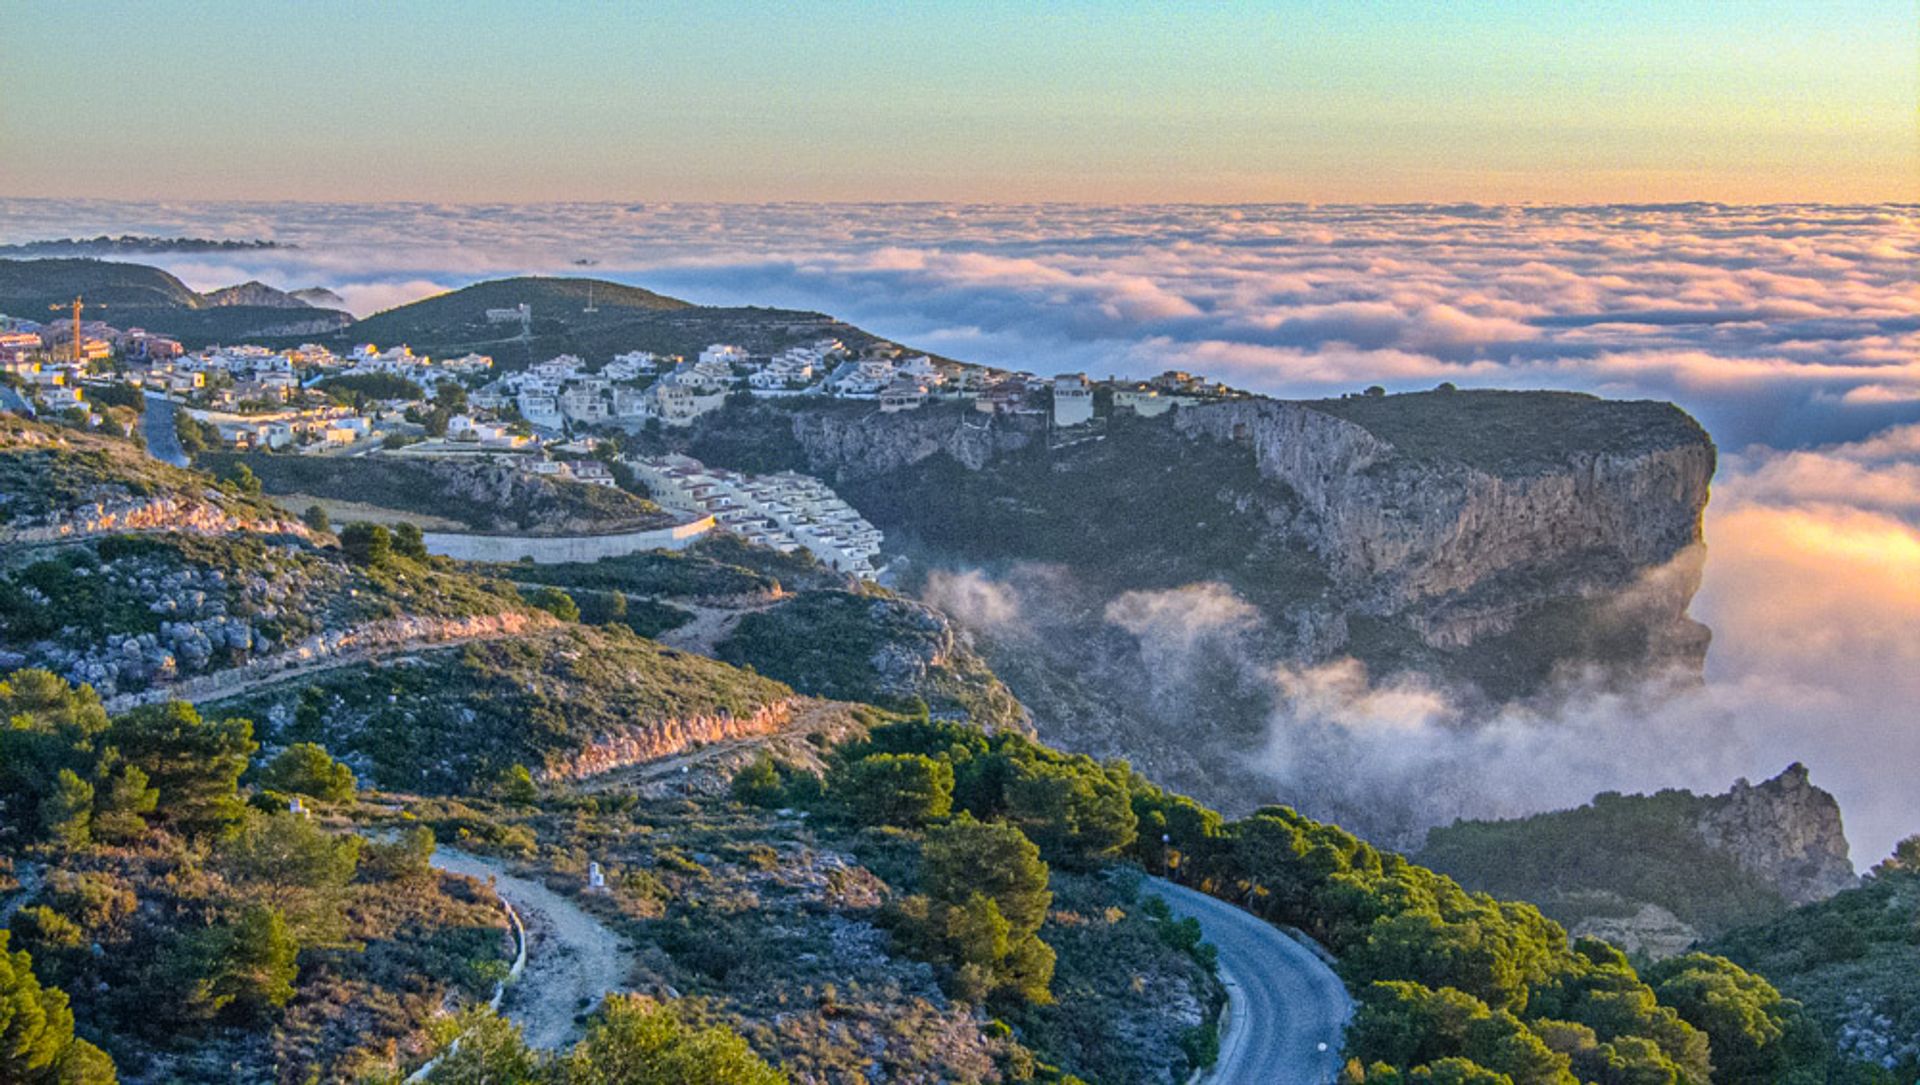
left=420, top=995, right=788, bottom=1084
left=737, top=714, right=1844, bottom=1083
left=0, top=670, right=506, bottom=1081
left=1417, top=788, right=1792, bottom=937
left=1708, top=842, right=1920, bottom=1080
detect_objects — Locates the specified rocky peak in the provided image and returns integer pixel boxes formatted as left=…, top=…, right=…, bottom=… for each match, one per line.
left=289, top=286, right=347, bottom=309
left=1696, top=763, right=1857, bottom=905
left=203, top=280, right=312, bottom=308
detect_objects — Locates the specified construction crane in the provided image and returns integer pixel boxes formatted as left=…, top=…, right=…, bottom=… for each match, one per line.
left=49, top=295, right=103, bottom=365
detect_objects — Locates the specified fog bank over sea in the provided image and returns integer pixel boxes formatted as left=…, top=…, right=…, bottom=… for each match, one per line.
left=4, top=199, right=1914, bottom=859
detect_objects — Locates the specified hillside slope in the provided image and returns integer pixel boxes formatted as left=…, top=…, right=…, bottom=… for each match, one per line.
left=1, top=415, right=546, bottom=706
left=1709, top=858, right=1920, bottom=1076
left=313, top=274, right=919, bottom=370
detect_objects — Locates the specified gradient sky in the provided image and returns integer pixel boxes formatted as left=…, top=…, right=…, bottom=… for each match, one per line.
left=3, top=0, right=1914, bottom=203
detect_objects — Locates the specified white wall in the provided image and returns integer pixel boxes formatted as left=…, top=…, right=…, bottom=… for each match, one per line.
left=421, top=516, right=716, bottom=563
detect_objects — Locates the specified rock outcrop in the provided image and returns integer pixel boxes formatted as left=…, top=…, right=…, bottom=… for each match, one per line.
left=786, top=403, right=1043, bottom=479
left=204, top=280, right=314, bottom=308
left=1173, top=396, right=1713, bottom=619
left=540, top=699, right=797, bottom=780
left=2, top=492, right=312, bottom=545
left=1696, top=763, right=1858, bottom=904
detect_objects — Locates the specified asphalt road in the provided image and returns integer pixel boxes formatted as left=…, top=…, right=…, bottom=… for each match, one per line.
left=141, top=392, right=189, bottom=466
left=1146, top=877, right=1353, bottom=1085
left=0, top=384, right=34, bottom=416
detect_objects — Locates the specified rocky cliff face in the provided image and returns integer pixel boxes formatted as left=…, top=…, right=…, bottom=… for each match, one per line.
left=742, top=390, right=1715, bottom=691
left=1173, top=397, right=1713, bottom=620
left=1696, top=763, right=1858, bottom=904
left=786, top=403, right=1042, bottom=479
left=679, top=391, right=1719, bottom=834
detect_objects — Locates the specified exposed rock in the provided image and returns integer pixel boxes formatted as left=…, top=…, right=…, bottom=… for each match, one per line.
left=1696, top=762, right=1858, bottom=904
left=203, top=280, right=313, bottom=308
left=540, top=700, right=797, bottom=780
left=786, top=403, right=1042, bottom=478
left=1571, top=901, right=1702, bottom=960
left=289, top=286, right=347, bottom=309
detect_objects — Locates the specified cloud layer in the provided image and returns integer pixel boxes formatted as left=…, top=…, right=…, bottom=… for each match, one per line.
left=3, top=200, right=1915, bottom=448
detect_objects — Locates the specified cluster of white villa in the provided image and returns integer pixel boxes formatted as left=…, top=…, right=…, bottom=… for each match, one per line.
left=629, top=452, right=884, bottom=578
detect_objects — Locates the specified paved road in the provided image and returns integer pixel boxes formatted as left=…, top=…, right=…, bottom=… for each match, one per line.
left=1145, top=878, right=1353, bottom=1085
left=0, top=384, right=34, bottom=416
left=141, top=392, right=189, bottom=466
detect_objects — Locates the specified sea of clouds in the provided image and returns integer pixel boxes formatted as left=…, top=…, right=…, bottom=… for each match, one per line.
left=3, top=199, right=1914, bottom=861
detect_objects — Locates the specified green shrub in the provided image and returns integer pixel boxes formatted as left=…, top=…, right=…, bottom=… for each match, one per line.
left=830, top=753, right=953, bottom=827
left=260, top=742, right=357, bottom=803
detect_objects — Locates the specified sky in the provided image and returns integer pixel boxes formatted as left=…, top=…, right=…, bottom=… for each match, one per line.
left=2, top=1, right=1915, bottom=203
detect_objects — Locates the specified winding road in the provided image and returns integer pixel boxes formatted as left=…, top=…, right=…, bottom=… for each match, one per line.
left=1145, top=878, right=1353, bottom=1085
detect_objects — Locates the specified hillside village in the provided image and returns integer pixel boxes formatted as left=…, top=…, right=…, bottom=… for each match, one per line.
left=1, top=289, right=1247, bottom=579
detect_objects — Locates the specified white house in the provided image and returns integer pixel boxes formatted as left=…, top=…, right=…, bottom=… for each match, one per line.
left=698, top=344, right=751, bottom=369
left=1053, top=373, right=1094, bottom=428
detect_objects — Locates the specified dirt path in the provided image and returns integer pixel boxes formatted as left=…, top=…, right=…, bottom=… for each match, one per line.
left=652, top=600, right=773, bottom=655
left=103, top=619, right=545, bottom=712
left=430, top=848, right=630, bottom=1050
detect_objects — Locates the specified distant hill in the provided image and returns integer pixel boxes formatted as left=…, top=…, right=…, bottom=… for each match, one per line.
left=203, top=279, right=314, bottom=308
left=0, top=257, right=350, bottom=341
left=289, top=285, right=346, bottom=308
left=321, top=274, right=908, bottom=369
left=0, top=234, right=288, bottom=255
left=0, top=258, right=921, bottom=368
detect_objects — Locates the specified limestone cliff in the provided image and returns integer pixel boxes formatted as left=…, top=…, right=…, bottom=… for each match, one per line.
left=671, top=389, right=1719, bottom=830
left=689, top=389, right=1715, bottom=697
left=1696, top=762, right=1858, bottom=904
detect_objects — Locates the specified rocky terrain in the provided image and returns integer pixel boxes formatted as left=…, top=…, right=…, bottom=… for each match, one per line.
left=200, top=451, right=675, bottom=535
left=1694, top=763, right=1859, bottom=904
left=0, top=415, right=310, bottom=542
left=1417, top=764, right=1857, bottom=954
left=202, top=280, right=317, bottom=308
